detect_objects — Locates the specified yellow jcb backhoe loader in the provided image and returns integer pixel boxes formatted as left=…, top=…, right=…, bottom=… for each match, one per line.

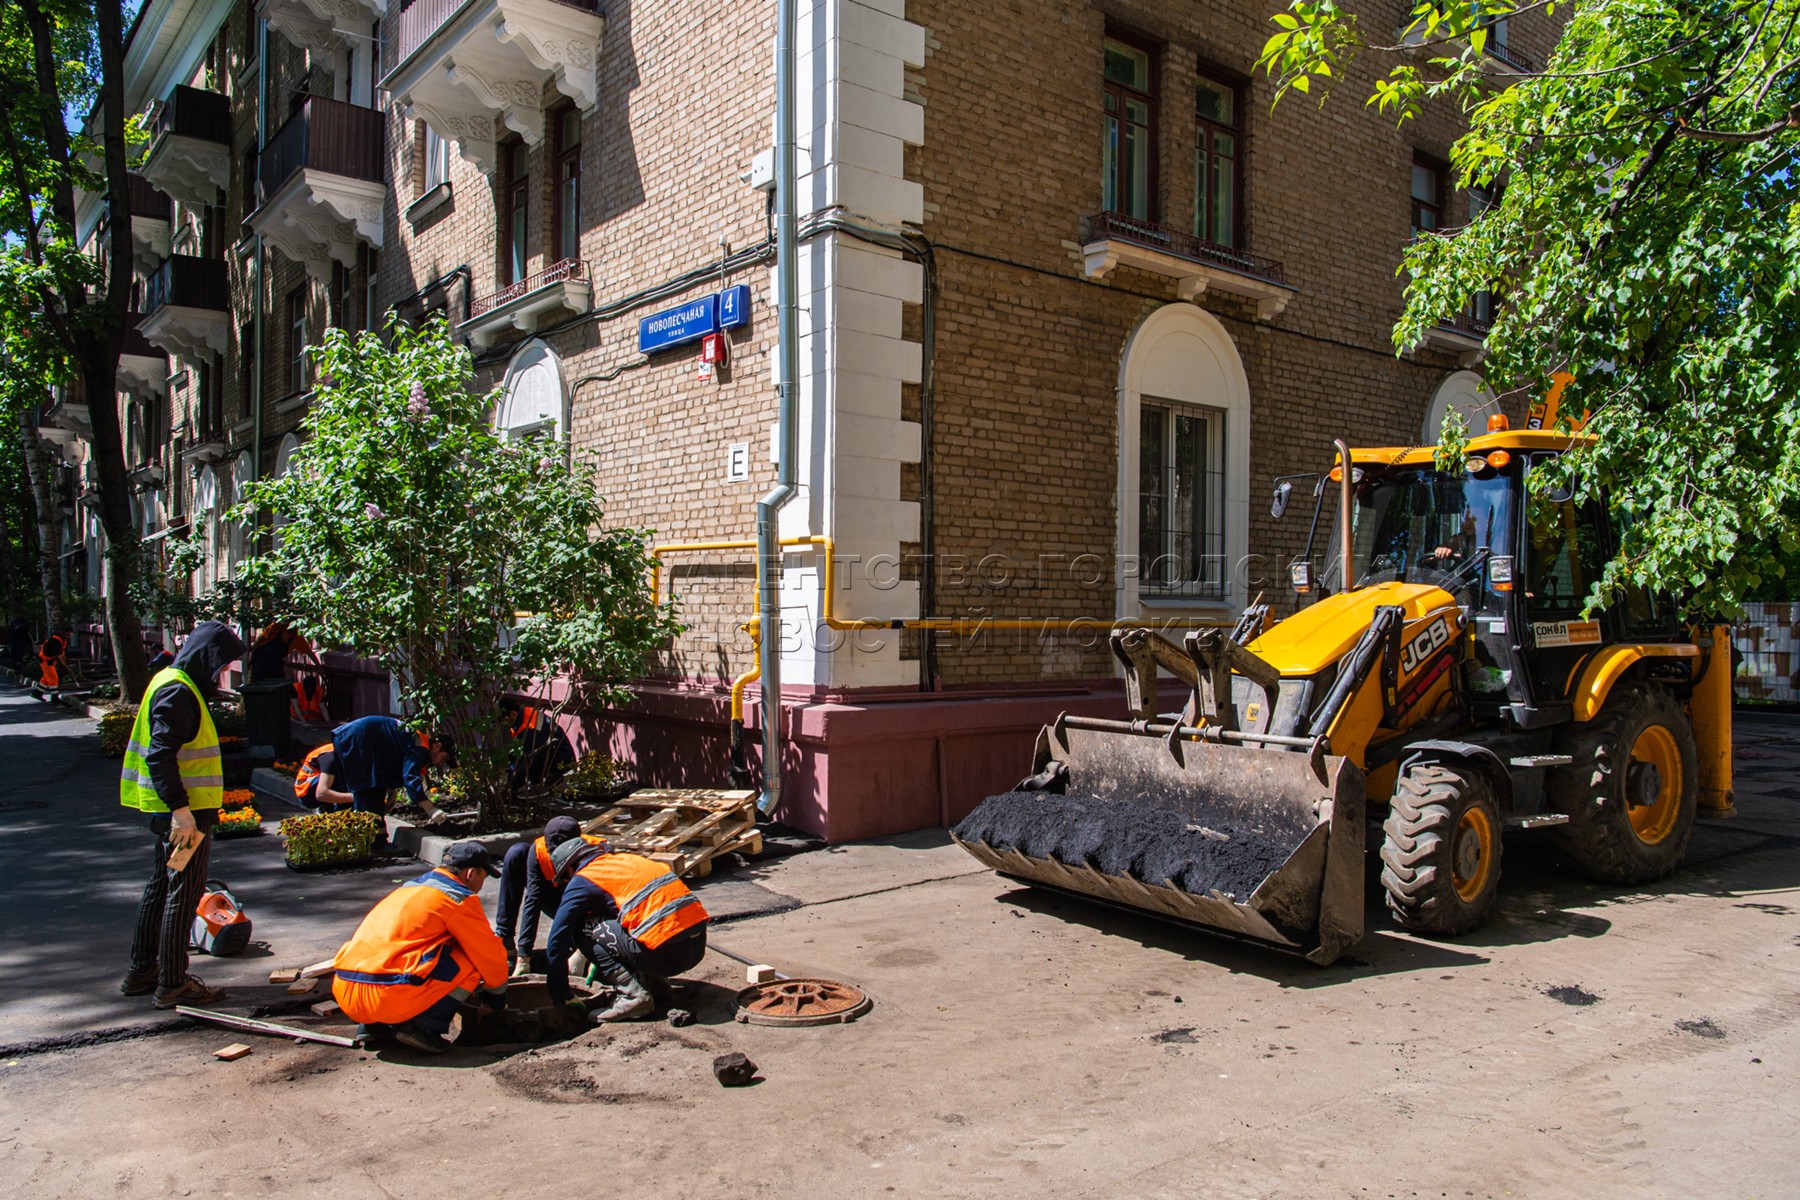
left=953, top=421, right=1735, bottom=964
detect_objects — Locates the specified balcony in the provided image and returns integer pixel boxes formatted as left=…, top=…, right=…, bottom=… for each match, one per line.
left=118, top=313, right=171, bottom=400
left=1416, top=300, right=1493, bottom=365
left=458, top=258, right=590, bottom=349
left=41, top=380, right=91, bottom=443
left=1081, top=212, right=1294, bottom=320
left=125, top=174, right=172, bottom=274
left=1398, top=22, right=1537, bottom=77
left=140, top=84, right=232, bottom=207
left=258, top=0, right=386, bottom=56
left=382, top=0, right=603, bottom=175
left=249, top=97, right=386, bottom=282
left=139, top=256, right=231, bottom=359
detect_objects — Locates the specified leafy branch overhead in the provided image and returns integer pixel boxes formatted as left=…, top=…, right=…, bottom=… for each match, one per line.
left=1259, top=0, right=1800, bottom=613
left=236, top=317, right=683, bottom=824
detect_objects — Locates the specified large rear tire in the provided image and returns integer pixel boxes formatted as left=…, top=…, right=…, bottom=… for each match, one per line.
left=1549, top=682, right=1697, bottom=884
left=1380, top=764, right=1501, bottom=934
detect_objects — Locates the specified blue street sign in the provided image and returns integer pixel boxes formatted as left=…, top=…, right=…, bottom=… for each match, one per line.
left=638, top=285, right=753, bottom=353
left=718, top=283, right=750, bottom=329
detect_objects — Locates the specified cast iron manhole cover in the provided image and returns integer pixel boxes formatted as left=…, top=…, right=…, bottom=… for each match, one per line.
left=734, top=978, right=871, bottom=1027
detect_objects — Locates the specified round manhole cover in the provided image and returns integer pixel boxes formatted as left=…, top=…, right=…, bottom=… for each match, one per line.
left=734, top=978, right=872, bottom=1027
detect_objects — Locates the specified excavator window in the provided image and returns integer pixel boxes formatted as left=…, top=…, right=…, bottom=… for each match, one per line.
left=1524, top=490, right=1608, bottom=614
left=1351, top=465, right=1515, bottom=608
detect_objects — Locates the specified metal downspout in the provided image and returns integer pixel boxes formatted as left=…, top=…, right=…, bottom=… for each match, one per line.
left=251, top=17, right=267, bottom=490
left=753, top=0, right=800, bottom=816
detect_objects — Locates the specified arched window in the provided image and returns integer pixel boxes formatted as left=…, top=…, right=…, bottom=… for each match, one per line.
left=271, top=434, right=301, bottom=549
left=495, top=339, right=568, bottom=447
left=1117, top=303, right=1252, bottom=614
left=1423, top=370, right=1498, bottom=442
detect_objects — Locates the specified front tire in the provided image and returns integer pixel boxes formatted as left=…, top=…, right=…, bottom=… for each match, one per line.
left=1550, top=683, right=1697, bottom=884
left=1380, top=764, right=1502, bottom=934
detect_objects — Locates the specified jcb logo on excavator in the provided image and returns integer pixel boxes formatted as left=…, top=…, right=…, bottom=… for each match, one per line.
left=1400, top=617, right=1453, bottom=675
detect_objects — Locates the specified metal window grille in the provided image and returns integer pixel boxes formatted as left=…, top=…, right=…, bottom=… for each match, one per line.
left=1137, top=401, right=1226, bottom=598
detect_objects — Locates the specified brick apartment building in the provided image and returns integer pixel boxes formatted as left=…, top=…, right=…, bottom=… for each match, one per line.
left=38, top=0, right=1562, bottom=841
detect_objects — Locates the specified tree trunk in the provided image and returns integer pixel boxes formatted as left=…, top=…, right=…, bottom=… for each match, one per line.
left=18, top=411, right=65, bottom=635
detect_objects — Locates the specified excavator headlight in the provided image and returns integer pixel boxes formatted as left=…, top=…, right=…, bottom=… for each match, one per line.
left=1290, top=561, right=1313, bottom=594
left=1489, top=555, right=1514, bottom=592
left=1464, top=456, right=1488, bottom=475
left=1329, top=466, right=1366, bottom=484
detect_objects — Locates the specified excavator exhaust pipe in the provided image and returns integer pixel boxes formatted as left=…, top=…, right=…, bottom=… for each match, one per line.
left=953, top=707, right=1367, bottom=964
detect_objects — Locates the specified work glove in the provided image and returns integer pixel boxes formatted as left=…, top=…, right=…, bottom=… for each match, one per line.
left=479, top=988, right=507, bottom=1013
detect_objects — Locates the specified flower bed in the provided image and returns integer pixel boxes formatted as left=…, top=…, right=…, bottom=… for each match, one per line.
left=553, top=751, right=620, bottom=801
left=222, top=788, right=257, bottom=809
left=216, top=804, right=264, bottom=838
left=269, top=759, right=301, bottom=778
left=279, top=809, right=384, bottom=869
left=98, top=711, right=133, bottom=758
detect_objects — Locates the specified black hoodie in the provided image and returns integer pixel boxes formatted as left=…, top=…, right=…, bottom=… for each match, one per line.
left=145, top=621, right=247, bottom=813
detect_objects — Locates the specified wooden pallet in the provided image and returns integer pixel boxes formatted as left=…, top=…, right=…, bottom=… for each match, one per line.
left=580, top=788, right=762, bottom=878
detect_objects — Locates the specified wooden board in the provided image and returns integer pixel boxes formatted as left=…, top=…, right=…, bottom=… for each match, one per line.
left=214, top=1043, right=253, bottom=1061
left=581, top=789, right=760, bottom=879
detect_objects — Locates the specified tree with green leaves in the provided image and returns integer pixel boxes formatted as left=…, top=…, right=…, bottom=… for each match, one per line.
left=237, top=318, right=682, bottom=828
left=1261, top=0, right=1800, bottom=613
left=0, top=0, right=150, bottom=694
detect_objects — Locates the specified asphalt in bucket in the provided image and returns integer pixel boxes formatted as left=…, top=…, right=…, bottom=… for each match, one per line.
left=953, top=791, right=1303, bottom=902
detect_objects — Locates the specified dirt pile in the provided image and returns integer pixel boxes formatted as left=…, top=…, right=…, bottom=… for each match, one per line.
left=954, top=791, right=1303, bottom=902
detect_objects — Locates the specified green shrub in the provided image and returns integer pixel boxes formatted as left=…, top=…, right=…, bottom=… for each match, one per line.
left=209, top=701, right=247, bottom=739
left=98, top=711, right=132, bottom=758
left=553, top=751, right=619, bottom=798
left=279, top=809, right=384, bottom=866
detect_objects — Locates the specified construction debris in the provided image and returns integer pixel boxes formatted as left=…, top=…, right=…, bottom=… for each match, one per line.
left=285, top=979, right=318, bottom=996
left=581, top=789, right=762, bottom=879
left=213, top=1044, right=253, bottom=1061
left=746, top=964, right=778, bottom=985
left=268, top=958, right=335, bottom=986
left=310, top=999, right=342, bottom=1018
left=712, top=1052, right=758, bottom=1087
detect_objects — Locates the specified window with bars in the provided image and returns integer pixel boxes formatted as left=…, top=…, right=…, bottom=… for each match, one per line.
left=1194, top=74, right=1242, bottom=249
left=1103, top=35, right=1156, bottom=221
left=1137, top=400, right=1226, bottom=598
left=503, top=140, right=529, bottom=285
left=553, top=108, right=581, bottom=263
left=1411, top=154, right=1444, bottom=234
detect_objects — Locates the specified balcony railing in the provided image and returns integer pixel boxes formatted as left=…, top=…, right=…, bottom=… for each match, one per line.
left=126, top=174, right=171, bottom=221
left=1484, top=38, right=1536, bottom=74
left=1086, top=211, right=1288, bottom=286
left=471, top=258, right=587, bottom=318
left=151, top=84, right=231, bottom=146
left=259, top=96, right=386, bottom=200
left=1436, top=302, right=1494, bottom=339
left=143, top=256, right=230, bottom=317
left=393, top=0, right=600, bottom=68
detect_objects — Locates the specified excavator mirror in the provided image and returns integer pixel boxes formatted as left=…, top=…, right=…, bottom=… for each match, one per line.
left=1271, top=480, right=1293, bottom=519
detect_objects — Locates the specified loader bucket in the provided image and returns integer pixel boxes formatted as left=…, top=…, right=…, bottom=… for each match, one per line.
left=952, top=719, right=1367, bottom=964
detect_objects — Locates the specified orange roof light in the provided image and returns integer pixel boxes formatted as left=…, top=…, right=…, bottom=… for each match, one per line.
left=1486, top=450, right=1512, bottom=469
left=1487, top=414, right=1510, bottom=432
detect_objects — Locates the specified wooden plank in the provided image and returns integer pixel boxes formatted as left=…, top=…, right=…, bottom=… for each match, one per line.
left=310, top=999, right=342, bottom=1018
left=286, top=979, right=319, bottom=996
left=176, top=1007, right=359, bottom=1048
left=213, top=1043, right=253, bottom=1061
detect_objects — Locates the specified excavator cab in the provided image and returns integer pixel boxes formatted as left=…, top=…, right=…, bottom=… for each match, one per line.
left=953, top=423, right=1734, bottom=964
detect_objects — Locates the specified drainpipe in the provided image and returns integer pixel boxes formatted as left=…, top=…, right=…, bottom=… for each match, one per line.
left=251, top=16, right=268, bottom=491
left=753, top=0, right=799, bottom=817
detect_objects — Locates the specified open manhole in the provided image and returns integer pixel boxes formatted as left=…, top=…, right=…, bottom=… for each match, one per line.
left=734, top=977, right=871, bottom=1027
left=455, top=976, right=598, bottom=1048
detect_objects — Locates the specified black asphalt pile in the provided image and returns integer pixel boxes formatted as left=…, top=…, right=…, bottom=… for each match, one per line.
left=954, top=791, right=1303, bottom=902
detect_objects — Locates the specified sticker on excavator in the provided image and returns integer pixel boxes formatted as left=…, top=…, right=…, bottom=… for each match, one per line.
left=952, top=722, right=1367, bottom=964
left=1531, top=619, right=1601, bottom=648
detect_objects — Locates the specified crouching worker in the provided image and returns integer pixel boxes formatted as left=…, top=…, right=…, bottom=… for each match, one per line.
left=544, top=837, right=709, bottom=1023
left=309, top=714, right=453, bottom=849
left=495, top=816, right=605, bottom=973
left=332, top=842, right=509, bottom=1054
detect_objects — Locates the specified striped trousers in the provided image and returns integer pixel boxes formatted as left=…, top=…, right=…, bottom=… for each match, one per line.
left=127, top=810, right=218, bottom=990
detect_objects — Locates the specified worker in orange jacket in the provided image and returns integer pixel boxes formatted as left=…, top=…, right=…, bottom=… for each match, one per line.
left=36, top=632, right=68, bottom=694
left=332, top=842, right=509, bottom=1053
left=493, top=816, right=607, bottom=973
left=544, top=837, right=709, bottom=1023
left=291, top=674, right=330, bottom=724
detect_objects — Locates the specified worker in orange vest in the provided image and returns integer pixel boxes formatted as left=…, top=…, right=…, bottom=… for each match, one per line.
left=293, top=742, right=337, bottom=808
left=36, top=632, right=68, bottom=695
left=292, top=674, right=330, bottom=724
left=492, top=816, right=603, bottom=974
left=544, top=837, right=709, bottom=1023
left=331, top=841, right=509, bottom=1053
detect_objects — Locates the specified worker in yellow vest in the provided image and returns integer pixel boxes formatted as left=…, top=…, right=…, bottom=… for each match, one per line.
left=118, top=621, right=246, bottom=1008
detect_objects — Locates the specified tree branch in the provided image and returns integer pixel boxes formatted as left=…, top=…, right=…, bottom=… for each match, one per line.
left=1674, top=101, right=1800, bottom=142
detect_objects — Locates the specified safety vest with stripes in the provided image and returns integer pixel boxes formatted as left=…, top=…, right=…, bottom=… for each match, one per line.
left=334, top=871, right=484, bottom=987
left=295, top=742, right=334, bottom=802
left=575, top=852, right=708, bottom=949
left=119, top=668, right=223, bottom=813
left=534, top=832, right=606, bottom=883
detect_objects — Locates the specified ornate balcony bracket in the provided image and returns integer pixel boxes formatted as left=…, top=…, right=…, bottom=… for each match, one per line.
left=251, top=169, right=385, bottom=283
left=383, top=0, right=603, bottom=175
left=259, top=0, right=388, bottom=55
left=1409, top=321, right=1488, bottom=368
left=1083, top=238, right=1293, bottom=321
